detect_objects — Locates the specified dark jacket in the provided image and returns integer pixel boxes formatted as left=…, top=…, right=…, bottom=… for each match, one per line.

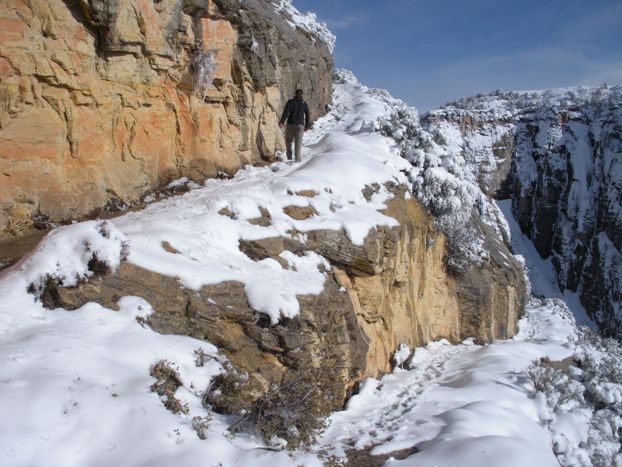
left=279, top=96, right=311, bottom=129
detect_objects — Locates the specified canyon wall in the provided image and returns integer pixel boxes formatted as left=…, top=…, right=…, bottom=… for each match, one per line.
left=0, top=0, right=333, bottom=237
left=424, top=86, right=622, bottom=338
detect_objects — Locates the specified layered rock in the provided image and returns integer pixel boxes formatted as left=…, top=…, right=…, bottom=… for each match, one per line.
left=424, top=86, right=622, bottom=338
left=52, top=188, right=526, bottom=409
left=0, top=0, right=332, bottom=237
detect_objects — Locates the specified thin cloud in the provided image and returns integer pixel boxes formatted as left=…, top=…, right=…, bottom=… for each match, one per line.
left=450, top=48, right=586, bottom=68
left=435, top=46, right=618, bottom=75
left=326, top=13, right=366, bottom=31
left=582, top=61, right=622, bottom=86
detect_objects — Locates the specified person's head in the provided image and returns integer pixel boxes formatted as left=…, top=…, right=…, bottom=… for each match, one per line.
left=295, top=89, right=303, bottom=98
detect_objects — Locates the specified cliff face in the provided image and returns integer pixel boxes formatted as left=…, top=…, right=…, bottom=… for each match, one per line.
left=424, top=86, right=622, bottom=338
left=51, top=187, right=525, bottom=409
left=0, top=0, right=333, bottom=237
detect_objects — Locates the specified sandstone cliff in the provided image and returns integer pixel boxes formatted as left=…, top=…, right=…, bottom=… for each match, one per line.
left=423, top=86, right=622, bottom=338
left=48, top=187, right=525, bottom=414
left=0, top=0, right=333, bottom=237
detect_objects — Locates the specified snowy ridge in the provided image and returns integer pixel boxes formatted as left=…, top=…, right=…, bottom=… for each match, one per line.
left=432, top=84, right=622, bottom=121
left=273, top=0, right=336, bottom=52
left=423, top=84, right=622, bottom=337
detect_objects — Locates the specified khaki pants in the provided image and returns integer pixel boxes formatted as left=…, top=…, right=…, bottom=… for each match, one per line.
left=285, top=124, right=304, bottom=162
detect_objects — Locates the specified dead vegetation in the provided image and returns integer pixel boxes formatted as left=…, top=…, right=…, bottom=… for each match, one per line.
left=204, top=362, right=341, bottom=449
left=150, top=359, right=189, bottom=415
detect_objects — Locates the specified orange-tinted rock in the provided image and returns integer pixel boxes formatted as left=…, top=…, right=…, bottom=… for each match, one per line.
left=0, top=0, right=333, bottom=236
left=0, top=17, right=27, bottom=42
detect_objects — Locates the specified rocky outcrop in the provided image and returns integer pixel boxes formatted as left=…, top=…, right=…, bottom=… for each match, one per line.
left=423, top=96, right=518, bottom=198
left=0, top=0, right=332, bottom=237
left=511, top=95, right=622, bottom=338
left=424, top=86, right=622, bottom=338
left=51, top=189, right=526, bottom=409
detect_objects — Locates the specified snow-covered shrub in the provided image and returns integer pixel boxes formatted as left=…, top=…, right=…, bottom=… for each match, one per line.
left=203, top=362, right=251, bottom=416
left=191, top=49, right=217, bottom=101
left=445, top=226, right=486, bottom=273
left=527, top=360, right=584, bottom=415
left=532, top=326, right=622, bottom=466
left=207, top=362, right=337, bottom=449
left=194, top=347, right=210, bottom=367
left=242, top=371, right=331, bottom=449
left=191, top=415, right=212, bottom=440
left=150, top=360, right=189, bottom=415
left=373, top=93, right=489, bottom=272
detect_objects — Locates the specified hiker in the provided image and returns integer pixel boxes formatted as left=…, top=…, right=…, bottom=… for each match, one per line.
left=279, top=89, right=311, bottom=162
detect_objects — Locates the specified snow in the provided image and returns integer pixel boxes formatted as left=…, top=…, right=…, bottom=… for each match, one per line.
left=392, top=343, right=412, bottom=369
left=317, top=300, right=576, bottom=467
left=497, top=199, right=595, bottom=327
left=1, top=69, right=621, bottom=467
left=166, top=177, right=200, bottom=190
left=273, top=0, right=336, bottom=52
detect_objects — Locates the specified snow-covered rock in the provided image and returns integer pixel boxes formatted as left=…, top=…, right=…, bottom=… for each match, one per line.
left=367, top=77, right=512, bottom=273
left=423, top=85, right=622, bottom=339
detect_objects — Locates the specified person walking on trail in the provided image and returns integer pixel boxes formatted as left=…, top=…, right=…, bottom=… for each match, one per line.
left=279, top=89, right=311, bottom=162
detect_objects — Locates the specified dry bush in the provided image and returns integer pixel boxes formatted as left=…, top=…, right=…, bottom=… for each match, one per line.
left=191, top=49, right=217, bottom=101
left=150, top=360, right=189, bottom=415
left=205, top=363, right=340, bottom=449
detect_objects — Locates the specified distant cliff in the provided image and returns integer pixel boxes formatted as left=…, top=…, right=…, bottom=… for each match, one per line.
left=423, top=85, right=622, bottom=338
left=0, top=0, right=333, bottom=237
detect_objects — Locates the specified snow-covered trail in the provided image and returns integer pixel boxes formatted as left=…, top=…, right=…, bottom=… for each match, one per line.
left=321, top=338, right=477, bottom=451
left=105, top=75, right=410, bottom=324
left=318, top=300, right=576, bottom=466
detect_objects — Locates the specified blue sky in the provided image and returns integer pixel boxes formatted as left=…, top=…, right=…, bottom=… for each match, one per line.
left=294, top=0, right=622, bottom=111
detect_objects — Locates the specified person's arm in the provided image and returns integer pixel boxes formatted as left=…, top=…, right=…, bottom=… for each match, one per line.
left=279, top=100, right=292, bottom=126
left=304, top=103, right=311, bottom=130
